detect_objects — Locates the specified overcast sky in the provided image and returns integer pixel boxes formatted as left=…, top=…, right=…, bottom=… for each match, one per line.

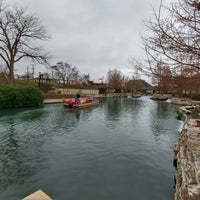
left=7, top=0, right=171, bottom=82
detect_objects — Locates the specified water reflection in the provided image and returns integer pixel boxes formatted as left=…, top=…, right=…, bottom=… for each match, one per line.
left=0, top=107, right=26, bottom=118
left=106, top=97, right=122, bottom=117
left=67, top=109, right=80, bottom=119
left=104, top=96, right=179, bottom=145
left=0, top=105, right=97, bottom=190
left=156, top=101, right=175, bottom=118
left=148, top=100, right=179, bottom=143
left=0, top=120, right=47, bottom=189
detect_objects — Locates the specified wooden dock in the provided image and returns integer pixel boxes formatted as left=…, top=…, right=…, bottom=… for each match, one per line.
left=22, top=190, right=52, bottom=200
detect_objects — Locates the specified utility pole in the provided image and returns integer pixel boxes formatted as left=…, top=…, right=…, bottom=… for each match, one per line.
left=26, top=66, right=29, bottom=80
left=38, top=72, right=43, bottom=88
left=32, top=64, right=35, bottom=78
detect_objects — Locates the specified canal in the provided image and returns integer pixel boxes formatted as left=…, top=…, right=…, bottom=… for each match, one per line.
left=0, top=96, right=182, bottom=200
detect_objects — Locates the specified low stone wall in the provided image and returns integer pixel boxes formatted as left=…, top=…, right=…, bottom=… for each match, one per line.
left=171, top=98, right=200, bottom=106
left=54, top=88, right=99, bottom=97
left=44, top=93, right=74, bottom=99
left=174, top=118, right=200, bottom=200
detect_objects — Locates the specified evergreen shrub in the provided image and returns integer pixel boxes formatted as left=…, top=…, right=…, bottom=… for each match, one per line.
left=39, top=83, right=53, bottom=93
left=99, top=87, right=107, bottom=94
left=0, top=91, right=5, bottom=108
left=0, top=85, right=43, bottom=108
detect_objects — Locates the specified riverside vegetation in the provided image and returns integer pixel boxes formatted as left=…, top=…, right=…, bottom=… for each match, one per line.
left=0, top=85, right=43, bottom=108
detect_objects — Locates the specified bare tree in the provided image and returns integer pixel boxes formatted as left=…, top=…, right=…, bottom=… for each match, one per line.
left=0, top=1, right=50, bottom=84
left=51, top=62, right=79, bottom=86
left=173, top=66, right=200, bottom=97
left=80, top=73, right=90, bottom=85
left=107, top=69, right=124, bottom=92
left=141, top=0, right=200, bottom=71
left=130, top=0, right=200, bottom=95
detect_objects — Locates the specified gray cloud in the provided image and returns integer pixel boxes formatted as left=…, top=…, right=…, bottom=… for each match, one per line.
left=7, top=0, right=171, bottom=81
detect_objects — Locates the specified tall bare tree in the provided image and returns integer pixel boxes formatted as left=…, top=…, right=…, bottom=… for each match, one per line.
left=0, top=1, right=50, bottom=84
left=130, top=0, right=200, bottom=95
left=51, top=62, right=79, bottom=86
left=141, top=0, right=200, bottom=71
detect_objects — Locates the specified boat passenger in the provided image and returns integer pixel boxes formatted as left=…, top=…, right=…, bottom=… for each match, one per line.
left=75, top=93, right=81, bottom=104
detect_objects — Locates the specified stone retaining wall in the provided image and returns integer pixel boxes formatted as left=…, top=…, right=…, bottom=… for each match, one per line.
left=54, top=88, right=99, bottom=97
left=174, top=118, right=200, bottom=200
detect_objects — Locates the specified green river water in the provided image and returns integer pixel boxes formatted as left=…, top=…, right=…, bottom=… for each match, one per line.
left=0, top=96, right=182, bottom=200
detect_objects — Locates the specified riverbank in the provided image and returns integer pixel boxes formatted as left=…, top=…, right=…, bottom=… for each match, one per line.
left=174, top=104, right=200, bottom=200
left=171, top=98, right=200, bottom=106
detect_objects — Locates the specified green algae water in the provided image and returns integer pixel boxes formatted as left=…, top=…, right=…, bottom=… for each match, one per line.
left=0, top=96, right=182, bottom=200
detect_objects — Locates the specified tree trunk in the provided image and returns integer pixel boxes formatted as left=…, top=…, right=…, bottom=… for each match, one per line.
left=8, top=62, right=14, bottom=85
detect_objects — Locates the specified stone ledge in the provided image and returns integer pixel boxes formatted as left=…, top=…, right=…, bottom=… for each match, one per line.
left=150, top=94, right=170, bottom=100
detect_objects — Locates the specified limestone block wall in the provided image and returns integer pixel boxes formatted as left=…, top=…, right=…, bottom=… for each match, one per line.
left=55, top=88, right=99, bottom=97
left=174, top=119, right=200, bottom=200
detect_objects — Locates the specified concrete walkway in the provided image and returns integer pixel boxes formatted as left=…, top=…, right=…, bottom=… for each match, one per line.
left=43, top=99, right=63, bottom=104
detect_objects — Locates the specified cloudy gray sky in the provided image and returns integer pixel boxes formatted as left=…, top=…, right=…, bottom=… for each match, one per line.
left=8, top=0, right=170, bottom=82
